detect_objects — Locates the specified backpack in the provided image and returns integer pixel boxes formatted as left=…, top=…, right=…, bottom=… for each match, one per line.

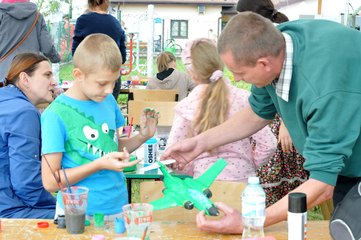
left=330, top=181, right=361, bottom=240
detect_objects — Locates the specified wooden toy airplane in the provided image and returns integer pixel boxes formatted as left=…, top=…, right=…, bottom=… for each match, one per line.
left=149, top=158, right=227, bottom=216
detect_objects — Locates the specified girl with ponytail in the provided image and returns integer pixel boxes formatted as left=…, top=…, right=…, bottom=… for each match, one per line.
left=167, top=38, right=276, bottom=181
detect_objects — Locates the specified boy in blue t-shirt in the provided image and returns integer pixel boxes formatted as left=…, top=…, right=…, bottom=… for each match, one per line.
left=41, top=33, right=158, bottom=218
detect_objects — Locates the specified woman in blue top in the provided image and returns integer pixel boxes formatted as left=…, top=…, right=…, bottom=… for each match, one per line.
left=0, top=52, right=57, bottom=218
left=72, top=0, right=127, bottom=101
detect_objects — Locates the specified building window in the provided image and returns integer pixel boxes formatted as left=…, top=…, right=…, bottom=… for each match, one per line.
left=170, top=20, right=188, bottom=39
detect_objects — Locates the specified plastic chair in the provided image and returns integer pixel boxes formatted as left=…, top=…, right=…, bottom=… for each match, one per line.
left=128, top=100, right=177, bottom=127
left=129, top=89, right=179, bottom=102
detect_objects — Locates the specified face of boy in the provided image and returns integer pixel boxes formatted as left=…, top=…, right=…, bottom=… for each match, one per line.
left=77, top=68, right=120, bottom=102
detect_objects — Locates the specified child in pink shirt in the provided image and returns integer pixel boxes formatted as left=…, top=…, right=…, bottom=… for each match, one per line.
left=167, top=38, right=277, bottom=182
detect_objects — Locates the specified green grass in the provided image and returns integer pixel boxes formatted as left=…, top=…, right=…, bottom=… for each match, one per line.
left=59, top=63, right=74, bottom=82
left=308, top=206, right=324, bottom=220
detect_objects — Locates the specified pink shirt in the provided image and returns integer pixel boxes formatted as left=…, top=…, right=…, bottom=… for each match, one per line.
left=167, top=84, right=277, bottom=182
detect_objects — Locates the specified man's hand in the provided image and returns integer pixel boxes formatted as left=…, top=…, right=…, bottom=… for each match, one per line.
left=196, top=202, right=243, bottom=234
left=161, top=137, right=204, bottom=170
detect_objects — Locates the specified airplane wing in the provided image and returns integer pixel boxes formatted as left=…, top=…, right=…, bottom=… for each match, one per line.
left=193, top=158, right=227, bottom=188
left=149, top=195, right=179, bottom=210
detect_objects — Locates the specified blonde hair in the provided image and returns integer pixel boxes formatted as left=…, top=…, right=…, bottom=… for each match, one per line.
left=156, top=51, right=176, bottom=72
left=218, top=12, right=284, bottom=66
left=191, top=40, right=229, bottom=135
left=73, top=33, right=122, bottom=74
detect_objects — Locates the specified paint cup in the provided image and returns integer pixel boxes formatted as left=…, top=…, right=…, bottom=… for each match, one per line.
left=114, top=215, right=126, bottom=234
left=62, top=186, right=88, bottom=234
left=57, top=215, right=66, bottom=229
left=122, top=203, right=153, bottom=240
left=94, top=213, right=105, bottom=228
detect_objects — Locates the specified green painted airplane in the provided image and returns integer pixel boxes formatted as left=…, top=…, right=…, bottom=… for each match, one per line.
left=149, top=158, right=227, bottom=216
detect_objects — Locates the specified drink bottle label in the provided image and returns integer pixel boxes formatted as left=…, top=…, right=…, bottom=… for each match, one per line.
left=144, top=142, right=157, bottom=166
left=242, top=196, right=265, bottom=217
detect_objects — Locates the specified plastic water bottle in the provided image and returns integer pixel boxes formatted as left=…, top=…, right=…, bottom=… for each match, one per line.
left=144, top=137, right=158, bottom=172
left=242, top=176, right=266, bottom=239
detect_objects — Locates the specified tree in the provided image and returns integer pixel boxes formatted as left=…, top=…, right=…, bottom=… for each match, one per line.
left=34, top=0, right=72, bottom=17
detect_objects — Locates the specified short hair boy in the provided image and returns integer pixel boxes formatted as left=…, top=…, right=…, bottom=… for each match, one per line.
left=41, top=33, right=158, bottom=217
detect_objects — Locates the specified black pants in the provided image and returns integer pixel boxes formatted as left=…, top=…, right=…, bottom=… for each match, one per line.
left=112, top=76, right=121, bottom=101
left=333, top=175, right=361, bottom=207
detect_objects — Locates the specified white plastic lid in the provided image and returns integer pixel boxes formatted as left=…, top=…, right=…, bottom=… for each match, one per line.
left=248, top=176, right=260, bottom=184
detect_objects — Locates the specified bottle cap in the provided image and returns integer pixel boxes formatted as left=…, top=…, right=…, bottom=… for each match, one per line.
left=37, top=221, right=49, bottom=228
left=288, top=192, right=307, bottom=213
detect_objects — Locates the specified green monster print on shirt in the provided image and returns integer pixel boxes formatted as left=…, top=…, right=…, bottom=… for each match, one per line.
left=47, top=101, right=118, bottom=165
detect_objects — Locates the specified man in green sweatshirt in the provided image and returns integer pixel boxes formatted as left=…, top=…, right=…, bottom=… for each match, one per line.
left=162, top=12, right=361, bottom=233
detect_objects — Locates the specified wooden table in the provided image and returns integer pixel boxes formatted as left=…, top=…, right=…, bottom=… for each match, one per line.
left=0, top=219, right=331, bottom=239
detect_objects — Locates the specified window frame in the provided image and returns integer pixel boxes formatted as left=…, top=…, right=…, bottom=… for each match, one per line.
left=170, top=20, right=188, bottom=39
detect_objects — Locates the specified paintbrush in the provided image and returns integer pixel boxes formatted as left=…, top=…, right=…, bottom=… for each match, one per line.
left=141, top=225, right=149, bottom=240
left=42, top=154, right=64, bottom=190
left=127, top=117, right=134, bottom=138
left=62, top=167, right=72, bottom=193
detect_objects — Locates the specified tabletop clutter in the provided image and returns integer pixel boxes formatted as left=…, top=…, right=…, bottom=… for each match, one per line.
left=9, top=137, right=309, bottom=239
left=124, top=77, right=148, bottom=88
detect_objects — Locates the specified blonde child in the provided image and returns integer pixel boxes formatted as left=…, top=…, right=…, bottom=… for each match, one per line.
left=146, top=51, right=195, bottom=100
left=167, top=38, right=276, bottom=182
left=41, top=34, right=158, bottom=218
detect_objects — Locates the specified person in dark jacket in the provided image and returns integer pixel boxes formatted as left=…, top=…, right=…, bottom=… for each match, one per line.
left=72, top=0, right=127, bottom=101
left=0, top=52, right=57, bottom=218
left=0, top=0, right=60, bottom=83
left=236, top=0, right=289, bottom=23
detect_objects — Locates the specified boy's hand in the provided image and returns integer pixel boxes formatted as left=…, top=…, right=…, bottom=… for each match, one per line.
left=139, top=108, right=159, bottom=139
left=98, top=147, right=140, bottom=171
